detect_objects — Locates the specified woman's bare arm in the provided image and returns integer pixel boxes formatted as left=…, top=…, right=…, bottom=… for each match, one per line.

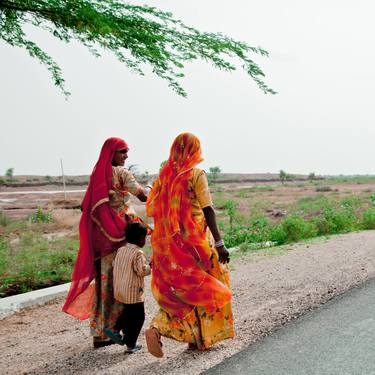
left=203, top=206, right=230, bottom=263
left=136, top=189, right=148, bottom=202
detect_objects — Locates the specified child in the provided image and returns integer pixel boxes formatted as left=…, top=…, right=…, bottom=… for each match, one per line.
left=104, top=222, right=151, bottom=353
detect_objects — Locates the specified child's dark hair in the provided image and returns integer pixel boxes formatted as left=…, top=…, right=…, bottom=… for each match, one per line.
left=125, top=222, right=147, bottom=244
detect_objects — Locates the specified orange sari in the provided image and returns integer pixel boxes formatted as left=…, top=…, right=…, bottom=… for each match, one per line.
left=146, top=133, right=234, bottom=349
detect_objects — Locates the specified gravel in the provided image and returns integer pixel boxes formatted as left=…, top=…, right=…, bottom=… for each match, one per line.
left=1, top=231, right=375, bottom=375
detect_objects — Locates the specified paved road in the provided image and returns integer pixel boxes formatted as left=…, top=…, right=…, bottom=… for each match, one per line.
left=204, top=279, right=375, bottom=375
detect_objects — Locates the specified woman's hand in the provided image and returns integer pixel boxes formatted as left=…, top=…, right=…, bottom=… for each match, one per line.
left=216, top=245, right=230, bottom=264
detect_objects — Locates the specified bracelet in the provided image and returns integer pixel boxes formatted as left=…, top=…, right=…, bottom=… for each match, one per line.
left=214, top=239, right=224, bottom=248
left=144, top=185, right=152, bottom=194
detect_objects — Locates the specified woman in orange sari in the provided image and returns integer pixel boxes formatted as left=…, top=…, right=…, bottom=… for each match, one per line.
left=63, top=137, right=150, bottom=348
left=145, top=133, right=234, bottom=357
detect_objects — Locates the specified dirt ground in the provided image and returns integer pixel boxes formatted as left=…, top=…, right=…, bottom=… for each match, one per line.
left=1, top=231, right=374, bottom=375
left=2, top=178, right=375, bottom=221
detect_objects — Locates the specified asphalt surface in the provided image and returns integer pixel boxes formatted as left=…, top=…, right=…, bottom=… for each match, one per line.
left=204, top=279, right=375, bottom=375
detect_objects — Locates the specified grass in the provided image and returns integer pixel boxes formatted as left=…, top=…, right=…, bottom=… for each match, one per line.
left=0, top=211, right=10, bottom=226
left=0, top=231, right=78, bottom=297
left=326, top=175, right=375, bottom=184
left=0, top=209, right=79, bottom=297
left=217, top=183, right=375, bottom=252
left=0, top=230, right=78, bottom=297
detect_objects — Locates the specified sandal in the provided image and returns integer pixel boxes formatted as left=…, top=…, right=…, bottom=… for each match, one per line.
left=145, top=327, right=164, bottom=358
left=93, top=337, right=115, bottom=349
left=103, top=327, right=124, bottom=345
left=125, top=344, right=142, bottom=354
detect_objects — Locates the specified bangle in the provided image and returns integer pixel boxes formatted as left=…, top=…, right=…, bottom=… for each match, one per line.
left=214, top=239, right=224, bottom=248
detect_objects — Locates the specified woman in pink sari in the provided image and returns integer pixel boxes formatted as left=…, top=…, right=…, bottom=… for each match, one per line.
left=63, top=137, right=150, bottom=348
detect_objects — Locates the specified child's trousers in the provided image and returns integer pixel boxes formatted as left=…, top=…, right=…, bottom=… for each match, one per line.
left=115, top=302, right=145, bottom=348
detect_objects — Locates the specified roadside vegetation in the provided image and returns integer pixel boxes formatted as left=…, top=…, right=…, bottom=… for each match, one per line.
left=214, top=181, right=375, bottom=249
left=0, top=209, right=79, bottom=297
left=1, top=175, right=375, bottom=297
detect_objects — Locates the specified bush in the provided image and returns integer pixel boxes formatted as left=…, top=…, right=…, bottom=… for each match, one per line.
left=221, top=191, right=375, bottom=254
left=224, top=200, right=237, bottom=228
left=29, top=207, right=52, bottom=223
left=269, top=225, right=288, bottom=245
left=0, top=211, right=10, bottom=227
left=362, top=208, right=375, bottom=229
left=316, top=186, right=332, bottom=192
left=341, top=197, right=361, bottom=209
left=280, top=215, right=317, bottom=243
left=328, top=207, right=355, bottom=233
left=313, top=216, right=336, bottom=235
left=248, top=216, right=271, bottom=242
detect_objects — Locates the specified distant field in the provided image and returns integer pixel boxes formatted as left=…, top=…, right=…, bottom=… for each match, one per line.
left=2, top=172, right=375, bottom=187
left=1, top=174, right=375, bottom=297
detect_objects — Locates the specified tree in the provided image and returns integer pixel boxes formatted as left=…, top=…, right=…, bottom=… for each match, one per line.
left=127, top=163, right=138, bottom=176
left=308, top=172, right=316, bottom=182
left=208, top=166, right=221, bottom=186
left=279, top=170, right=294, bottom=184
left=0, top=1, right=275, bottom=98
left=5, top=167, right=14, bottom=180
left=279, top=170, right=287, bottom=184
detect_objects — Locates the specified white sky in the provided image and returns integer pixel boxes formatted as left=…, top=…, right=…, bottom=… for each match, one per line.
left=1, top=0, right=375, bottom=176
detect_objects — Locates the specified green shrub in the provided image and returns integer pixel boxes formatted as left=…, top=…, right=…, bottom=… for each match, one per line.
left=362, top=208, right=375, bottom=229
left=281, top=215, right=317, bottom=242
left=313, top=216, right=336, bottom=235
left=322, top=207, right=355, bottom=233
left=248, top=216, right=271, bottom=242
left=29, top=207, right=52, bottom=223
left=0, top=237, right=9, bottom=276
left=224, top=227, right=251, bottom=248
left=0, top=211, right=10, bottom=226
left=341, top=196, right=361, bottom=209
left=224, top=200, right=237, bottom=228
left=269, top=225, right=288, bottom=245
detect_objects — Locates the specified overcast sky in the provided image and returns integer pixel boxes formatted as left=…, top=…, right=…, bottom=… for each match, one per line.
left=1, top=0, right=375, bottom=176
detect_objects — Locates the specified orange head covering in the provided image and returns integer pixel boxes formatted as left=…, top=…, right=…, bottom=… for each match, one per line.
left=146, top=133, right=231, bottom=319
